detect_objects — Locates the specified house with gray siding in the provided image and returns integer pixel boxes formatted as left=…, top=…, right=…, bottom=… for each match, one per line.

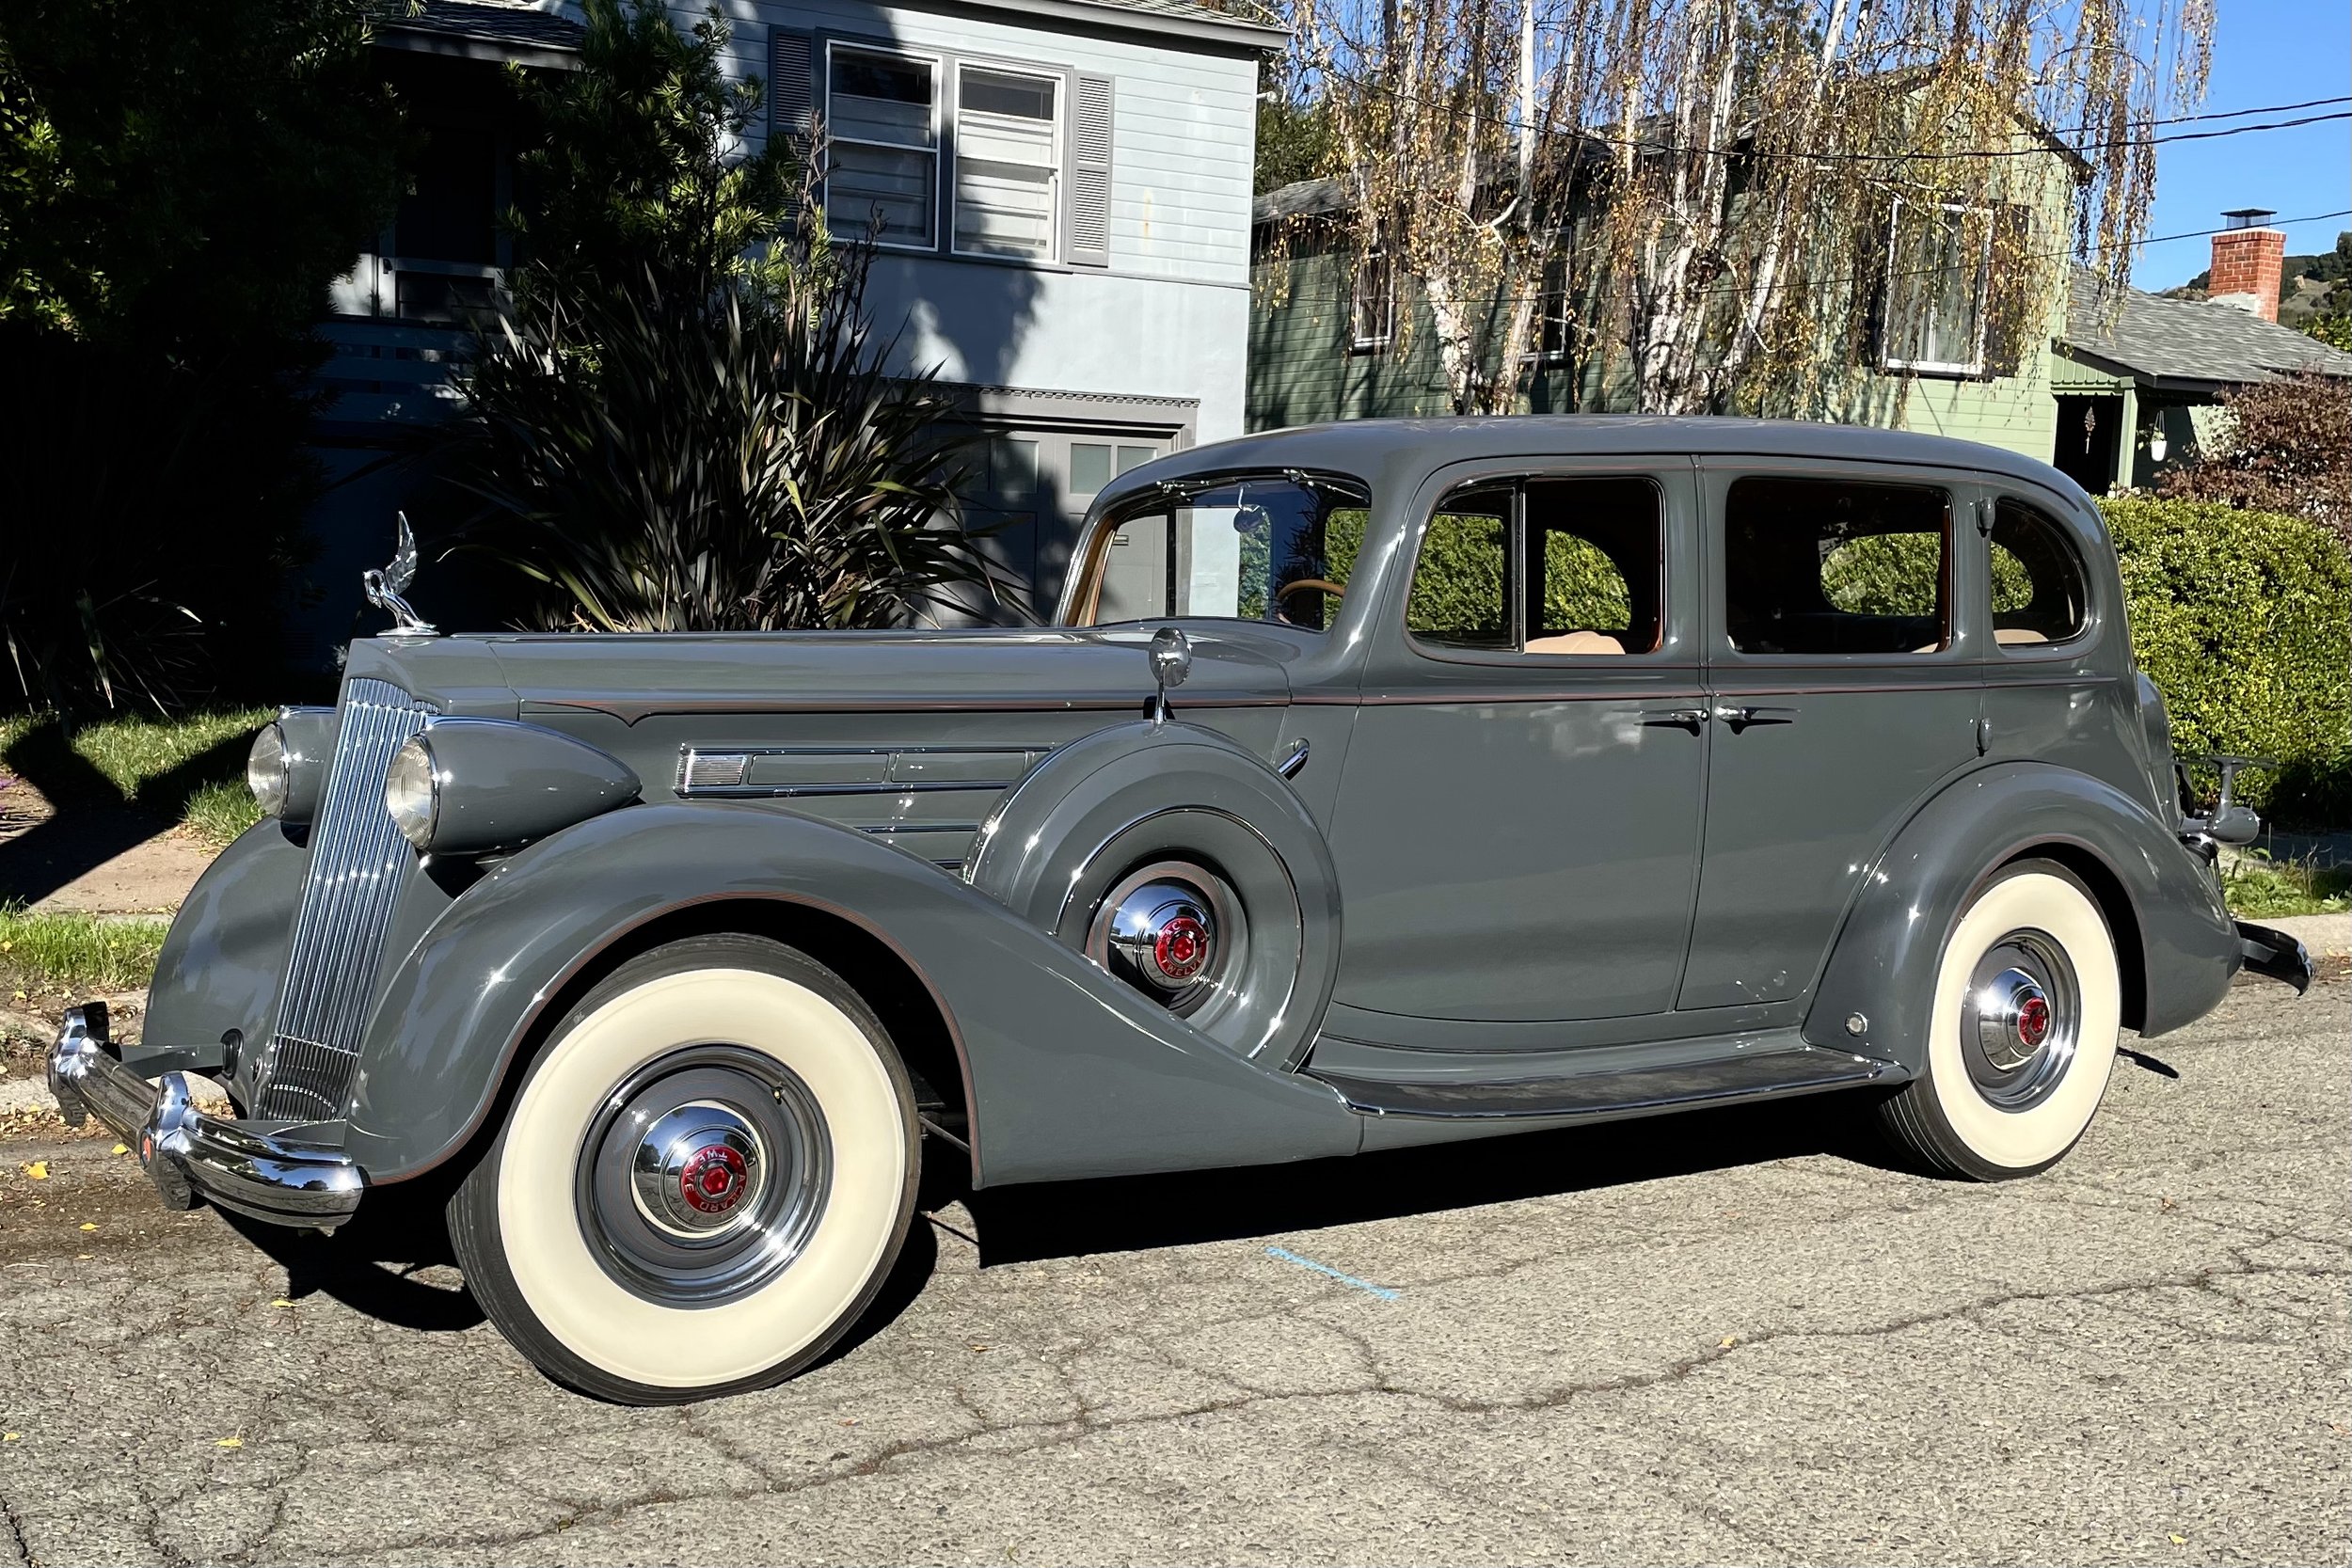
left=303, top=0, right=1280, bottom=655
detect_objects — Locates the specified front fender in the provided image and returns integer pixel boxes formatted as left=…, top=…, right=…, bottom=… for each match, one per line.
left=145, top=819, right=308, bottom=1069
left=1804, top=762, right=2237, bottom=1068
left=343, top=803, right=1359, bottom=1185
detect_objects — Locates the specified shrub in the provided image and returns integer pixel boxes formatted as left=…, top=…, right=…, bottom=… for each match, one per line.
left=453, top=0, right=1004, bottom=630
left=2158, top=372, right=2351, bottom=545
left=2103, top=498, right=2350, bottom=822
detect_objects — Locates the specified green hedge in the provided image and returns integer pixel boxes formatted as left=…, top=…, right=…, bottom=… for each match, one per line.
left=2104, top=499, right=2350, bottom=823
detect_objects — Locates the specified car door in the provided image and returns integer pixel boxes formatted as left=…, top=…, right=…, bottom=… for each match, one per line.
left=1324, top=460, right=1709, bottom=1027
left=1679, top=459, right=1986, bottom=1011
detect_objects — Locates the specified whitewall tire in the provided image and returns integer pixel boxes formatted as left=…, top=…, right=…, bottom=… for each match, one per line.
left=448, top=934, right=918, bottom=1403
left=1877, top=861, right=2122, bottom=1180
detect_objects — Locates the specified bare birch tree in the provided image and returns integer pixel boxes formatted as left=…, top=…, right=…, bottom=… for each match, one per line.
left=1279, top=0, right=2213, bottom=415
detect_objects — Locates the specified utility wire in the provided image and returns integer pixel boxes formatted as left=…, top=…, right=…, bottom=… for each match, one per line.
left=1258, top=209, right=2352, bottom=312
left=1285, top=65, right=2351, bottom=165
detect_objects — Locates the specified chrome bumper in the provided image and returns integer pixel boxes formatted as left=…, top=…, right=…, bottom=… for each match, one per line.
left=2235, top=921, right=2315, bottom=995
left=46, top=1005, right=366, bottom=1228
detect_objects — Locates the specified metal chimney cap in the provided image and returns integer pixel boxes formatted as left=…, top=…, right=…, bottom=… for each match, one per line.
left=2221, top=208, right=2279, bottom=230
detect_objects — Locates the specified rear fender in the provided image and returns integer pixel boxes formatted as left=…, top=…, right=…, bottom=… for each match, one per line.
left=1805, top=762, right=2236, bottom=1068
left=344, top=803, right=1359, bottom=1186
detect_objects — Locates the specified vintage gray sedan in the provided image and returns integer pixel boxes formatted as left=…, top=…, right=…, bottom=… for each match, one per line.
left=52, top=417, right=2311, bottom=1402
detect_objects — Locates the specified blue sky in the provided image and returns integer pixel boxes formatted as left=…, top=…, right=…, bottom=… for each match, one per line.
left=2134, top=0, right=2352, bottom=289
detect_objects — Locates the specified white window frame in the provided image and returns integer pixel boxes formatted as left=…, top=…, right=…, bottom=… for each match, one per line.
left=949, top=62, right=1064, bottom=264
left=1881, top=198, right=1994, bottom=377
left=1350, top=252, right=1395, bottom=353
left=822, top=40, right=944, bottom=254
left=1526, top=244, right=1572, bottom=364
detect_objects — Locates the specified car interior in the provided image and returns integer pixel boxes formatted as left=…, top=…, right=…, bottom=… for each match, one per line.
left=1723, top=475, right=1950, bottom=656
left=1407, top=475, right=1664, bottom=656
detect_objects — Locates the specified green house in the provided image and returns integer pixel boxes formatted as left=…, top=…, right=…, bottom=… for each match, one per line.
left=1247, top=150, right=2088, bottom=465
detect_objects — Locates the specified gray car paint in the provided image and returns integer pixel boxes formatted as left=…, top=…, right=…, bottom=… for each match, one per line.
left=133, top=416, right=2248, bottom=1196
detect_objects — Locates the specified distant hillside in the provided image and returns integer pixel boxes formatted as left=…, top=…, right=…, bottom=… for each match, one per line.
left=2174, top=231, right=2352, bottom=327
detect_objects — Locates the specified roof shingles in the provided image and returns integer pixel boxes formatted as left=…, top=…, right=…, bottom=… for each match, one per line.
left=2063, top=264, right=2352, bottom=388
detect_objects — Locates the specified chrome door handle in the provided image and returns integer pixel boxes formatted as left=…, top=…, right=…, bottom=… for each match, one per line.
left=1715, top=705, right=1798, bottom=733
left=1642, top=707, right=1711, bottom=733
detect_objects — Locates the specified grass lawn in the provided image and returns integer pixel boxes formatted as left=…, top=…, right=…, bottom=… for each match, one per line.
left=0, top=909, right=171, bottom=997
left=2219, top=853, right=2352, bottom=919
left=0, top=707, right=269, bottom=849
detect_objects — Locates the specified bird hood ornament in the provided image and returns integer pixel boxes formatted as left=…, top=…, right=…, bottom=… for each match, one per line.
left=362, top=513, right=437, bottom=636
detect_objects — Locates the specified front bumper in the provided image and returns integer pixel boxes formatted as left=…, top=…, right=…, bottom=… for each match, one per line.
left=2235, top=921, right=2315, bottom=994
left=47, top=1005, right=366, bottom=1228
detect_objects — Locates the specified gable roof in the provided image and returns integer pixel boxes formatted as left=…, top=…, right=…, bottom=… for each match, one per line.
left=2061, top=264, right=2352, bottom=389
left=374, top=1, right=584, bottom=69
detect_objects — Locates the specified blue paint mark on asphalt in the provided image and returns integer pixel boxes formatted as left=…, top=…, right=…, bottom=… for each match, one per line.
left=1264, top=1245, right=1400, bottom=1301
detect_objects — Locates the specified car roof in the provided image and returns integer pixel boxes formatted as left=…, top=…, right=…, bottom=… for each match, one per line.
left=1103, top=416, right=2091, bottom=515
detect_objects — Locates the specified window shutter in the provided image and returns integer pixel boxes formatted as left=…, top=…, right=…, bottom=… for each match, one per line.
left=1066, top=72, right=1114, bottom=267
left=1979, top=205, right=2034, bottom=380
left=769, top=28, right=815, bottom=176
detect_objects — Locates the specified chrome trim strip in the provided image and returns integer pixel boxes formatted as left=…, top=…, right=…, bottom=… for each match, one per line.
left=48, top=1006, right=366, bottom=1228
left=683, top=780, right=1025, bottom=800
left=253, top=678, right=435, bottom=1120
left=1308, top=1048, right=1890, bottom=1119
left=675, top=743, right=1050, bottom=800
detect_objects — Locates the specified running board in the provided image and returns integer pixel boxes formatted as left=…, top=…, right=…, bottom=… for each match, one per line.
left=1306, top=1047, right=1894, bottom=1120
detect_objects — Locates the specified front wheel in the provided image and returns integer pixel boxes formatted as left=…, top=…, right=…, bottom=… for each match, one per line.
left=1876, top=860, right=2122, bottom=1180
left=448, top=934, right=919, bottom=1403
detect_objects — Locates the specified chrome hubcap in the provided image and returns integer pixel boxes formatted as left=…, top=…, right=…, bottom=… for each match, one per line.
left=1962, top=931, right=2080, bottom=1110
left=630, top=1103, right=764, bottom=1236
left=577, top=1047, right=831, bottom=1306
left=1089, top=861, right=1244, bottom=1019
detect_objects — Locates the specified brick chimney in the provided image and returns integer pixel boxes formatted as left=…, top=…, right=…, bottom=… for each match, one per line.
left=2209, top=209, right=2285, bottom=321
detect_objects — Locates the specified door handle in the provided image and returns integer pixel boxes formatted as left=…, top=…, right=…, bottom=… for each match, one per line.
left=1715, top=705, right=1798, bottom=733
left=1642, top=707, right=1712, bottom=733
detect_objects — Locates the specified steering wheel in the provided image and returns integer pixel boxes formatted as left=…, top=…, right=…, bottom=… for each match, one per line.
left=1274, top=578, right=1346, bottom=626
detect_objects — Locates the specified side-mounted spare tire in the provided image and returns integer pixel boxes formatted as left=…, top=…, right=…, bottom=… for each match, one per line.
left=965, top=721, right=1342, bottom=1069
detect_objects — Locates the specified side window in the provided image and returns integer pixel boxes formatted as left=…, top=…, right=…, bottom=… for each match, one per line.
left=1724, top=476, right=1949, bottom=656
left=1525, top=477, right=1661, bottom=655
left=1989, top=498, right=2090, bottom=647
left=1406, top=476, right=1664, bottom=655
left=1406, top=486, right=1510, bottom=649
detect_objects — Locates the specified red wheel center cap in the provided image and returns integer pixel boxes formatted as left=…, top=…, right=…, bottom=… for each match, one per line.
left=1154, top=916, right=1209, bottom=982
left=679, top=1144, right=748, bottom=1214
left=2015, top=994, right=2051, bottom=1049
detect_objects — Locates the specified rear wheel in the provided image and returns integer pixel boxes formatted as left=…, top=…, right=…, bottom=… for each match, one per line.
left=1876, top=860, right=2122, bottom=1180
left=448, top=934, right=918, bottom=1403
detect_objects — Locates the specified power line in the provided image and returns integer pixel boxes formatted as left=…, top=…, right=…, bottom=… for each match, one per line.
left=1288, top=65, right=2352, bottom=165
left=1258, top=209, right=2352, bottom=313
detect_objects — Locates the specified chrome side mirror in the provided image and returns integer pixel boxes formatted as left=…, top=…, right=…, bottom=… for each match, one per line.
left=1147, top=626, right=1191, bottom=724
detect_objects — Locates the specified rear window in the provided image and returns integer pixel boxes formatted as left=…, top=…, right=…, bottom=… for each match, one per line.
left=1724, top=477, right=1950, bottom=656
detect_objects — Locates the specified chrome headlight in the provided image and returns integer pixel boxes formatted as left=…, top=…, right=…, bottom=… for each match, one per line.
left=384, top=735, right=440, bottom=850
left=381, top=720, right=638, bottom=855
left=246, top=724, right=290, bottom=817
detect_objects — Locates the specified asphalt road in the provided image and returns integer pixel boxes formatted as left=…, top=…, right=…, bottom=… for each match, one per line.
left=0, top=975, right=2342, bottom=1567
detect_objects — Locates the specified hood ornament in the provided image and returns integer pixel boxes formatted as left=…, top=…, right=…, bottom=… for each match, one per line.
left=362, top=513, right=438, bottom=636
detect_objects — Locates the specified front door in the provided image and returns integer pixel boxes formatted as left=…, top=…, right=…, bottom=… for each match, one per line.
left=1679, top=462, right=1985, bottom=1010
left=1326, top=463, right=1708, bottom=1026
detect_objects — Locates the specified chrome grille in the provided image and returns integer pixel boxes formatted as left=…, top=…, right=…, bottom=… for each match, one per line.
left=252, top=678, right=435, bottom=1120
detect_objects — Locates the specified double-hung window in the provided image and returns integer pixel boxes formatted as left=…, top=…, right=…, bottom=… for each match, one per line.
left=1881, top=198, right=1993, bottom=375
left=954, top=67, right=1059, bottom=261
left=1350, top=253, right=1394, bottom=353
left=826, top=47, right=939, bottom=248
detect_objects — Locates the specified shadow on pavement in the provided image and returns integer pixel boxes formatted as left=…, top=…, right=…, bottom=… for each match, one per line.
left=0, top=722, right=251, bottom=907
left=222, top=1176, right=485, bottom=1334
left=961, top=1090, right=1914, bottom=1269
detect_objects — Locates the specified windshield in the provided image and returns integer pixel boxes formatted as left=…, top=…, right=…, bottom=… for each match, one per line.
left=1064, top=473, right=1371, bottom=632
